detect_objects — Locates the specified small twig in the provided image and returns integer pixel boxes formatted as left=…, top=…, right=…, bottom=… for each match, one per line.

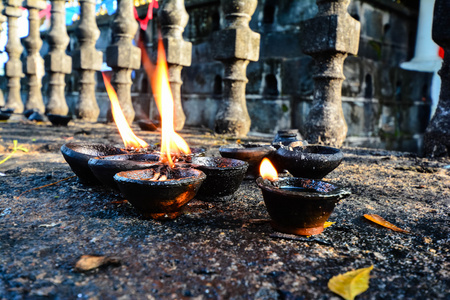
left=16, top=176, right=76, bottom=199
left=270, top=232, right=334, bottom=246
left=0, top=140, right=29, bottom=165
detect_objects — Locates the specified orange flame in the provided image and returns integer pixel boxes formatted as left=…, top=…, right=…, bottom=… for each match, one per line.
left=102, top=72, right=149, bottom=149
left=260, top=158, right=278, bottom=181
left=142, top=37, right=190, bottom=167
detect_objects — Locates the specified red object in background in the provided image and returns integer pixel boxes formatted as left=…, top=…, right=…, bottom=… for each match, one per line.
left=439, top=47, right=444, bottom=59
left=134, top=1, right=159, bottom=31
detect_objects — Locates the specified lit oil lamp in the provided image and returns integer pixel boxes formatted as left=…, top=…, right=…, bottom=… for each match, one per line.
left=256, top=158, right=351, bottom=236
left=219, top=143, right=276, bottom=179
left=109, top=38, right=206, bottom=218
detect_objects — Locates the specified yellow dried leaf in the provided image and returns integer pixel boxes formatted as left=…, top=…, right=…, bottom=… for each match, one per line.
left=324, top=221, right=335, bottom=229
left=363, top=214, right=410, bottom=234
left=328, top=265, right=373, bottom=300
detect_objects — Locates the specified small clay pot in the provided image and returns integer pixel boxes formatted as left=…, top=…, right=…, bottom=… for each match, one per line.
left=47, top=114, right=72, bottom=126
left=114, top=166, right=206, bottom=220
left=88, top=153, right=160, bottom=190
left=137, top=119, right=160, bottom=131
left=219, top=143, right=276, bottom=179
left=0, top=108, right=13, bottom=121
left=273, top=145, right=343, bottom=179
left=189, top=157, right=248, bottom=201
left=256, top=177, right=351, bottom=235
left=272, top=129, right=306, bottom=148
left=61, top=143, right=126, bottom=185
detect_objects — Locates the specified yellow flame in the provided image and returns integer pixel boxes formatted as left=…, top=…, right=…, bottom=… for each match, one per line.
left=102, top=72, right=149, bottom=149
left=145, top=37, right=190, bottom=167
left=260, top=158, right=278, bottom=181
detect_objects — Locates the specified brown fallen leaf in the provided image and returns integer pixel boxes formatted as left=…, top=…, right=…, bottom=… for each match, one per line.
left=363, top=214, right=410, bottom=234
left=74, top=255, right=120, bottom=272
left=328, top=265, right=373, bottom=300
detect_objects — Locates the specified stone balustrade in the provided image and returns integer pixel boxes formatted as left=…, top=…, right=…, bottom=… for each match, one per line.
left=0, top=0, right=446, bottom=156
left=158, top=0, right=191, bottom=130
left=0, top=1, right=6, bottom=107
left=4, top=0, right=24, bottom=113
left=45, top=0, right=72, bottom=115
left=301, top=0, right=360, bottom=147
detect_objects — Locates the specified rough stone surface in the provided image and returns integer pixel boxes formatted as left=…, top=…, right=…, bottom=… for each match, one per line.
left=159, top=0, right=192, bottom=131
left=301, top=0, right=361, bottom=147
left=106, top=0, right=141, bottom=124
left=423, top=0, right=450, bottom=157
left=0, top=120, right=449, bottom=299
left=4, top=1, right=24, bottom=113
left=45, top=0, right=72, bottom=115
left=73, top=0, right=103, bottom=122
left=212, top=0, right=260, bottom=136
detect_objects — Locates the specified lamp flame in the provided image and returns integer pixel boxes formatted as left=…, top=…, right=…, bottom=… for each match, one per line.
left=102, top=73, right=149, bottom=149
left=260, top=158, right=278, bottom=181
left=142, top=37, right=190, bottom=167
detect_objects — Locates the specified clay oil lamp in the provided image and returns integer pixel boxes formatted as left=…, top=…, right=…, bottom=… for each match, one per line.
left=186, top=157, right=248, bottom=201
left=256, top=158, right=351, bottom=235
left=61, top=67, right=155, bottom=185
left=110, top=39, right=207, bottom=219
left=61, top=143, right=126, bottom=184
left=0, top=107, right=14, bottom=121
left=88, top=153, right=160, bottom=190
left=137, top=118, right=160, bottom=131
left=271, top=129, right=307, bottom=149
left=47, top=114, right=72, bottom=126
left=114, top=166, right=205, bottom=220
left=272, top=144, right=344, bottom=179
left=219, top=143, right=276, bottom=179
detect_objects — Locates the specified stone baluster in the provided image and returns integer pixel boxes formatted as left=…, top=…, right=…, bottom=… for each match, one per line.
left=212, top=0, right=260, bottom=136
left=73, top=0, right=103, bottom=121
left=106, top=0, right=141, bottom=124
left=4, top=0, right=24, bottom=113
left=301, top=0, right=360, bottom=147
left=23, top=0, right=47, bottom=113
left=423, top=0, right=450, bottom=157
left=0, top=1, right=6, bottom=106
left=158, top=0, right=191, bottom=131
left=45, top=0, right=72, bottom=115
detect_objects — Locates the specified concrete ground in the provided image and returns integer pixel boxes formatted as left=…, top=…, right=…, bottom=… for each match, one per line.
left=0, top=118, right=449, bottom=299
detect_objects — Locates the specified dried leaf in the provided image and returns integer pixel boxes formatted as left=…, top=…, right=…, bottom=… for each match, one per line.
left=363, top=214, right=410, bottom=234
left=74, top=255, right=120, bottom=272
left=324, top=221, right=335, bottom=229
left=328, top=265, right=373, bottom=300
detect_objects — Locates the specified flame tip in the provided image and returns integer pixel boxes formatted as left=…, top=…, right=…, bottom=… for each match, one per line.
left=260, top=158, right=278, bottom=181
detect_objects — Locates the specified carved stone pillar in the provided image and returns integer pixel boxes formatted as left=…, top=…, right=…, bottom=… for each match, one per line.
left=23, top=0, right=47, bottom=113
left=301, top=0, right=360, bottom=147
left=45, top=0, right=72, bottom=115
left=158, top=0, right=191, bottom=131
left=106, top=0, right=141, bottom=124
left=423, top=0, right=450, bottom=157
left=0, top=1, right=6, bottom=107
left=212, top=0, right=260, bottom=136
left=73, top=0, right=103, bottom=121
left=4, top=0, right=24, bottom=113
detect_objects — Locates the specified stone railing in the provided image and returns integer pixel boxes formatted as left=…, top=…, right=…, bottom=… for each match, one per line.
left=1, top=0, right=447, bottom=155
